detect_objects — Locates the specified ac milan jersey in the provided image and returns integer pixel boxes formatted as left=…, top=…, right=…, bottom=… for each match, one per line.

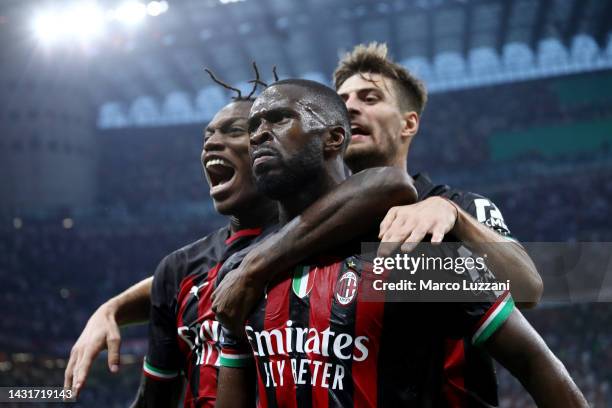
left=219, top=249, right=514, bottom=407
left=414, top=173, right=516, bottom=407
left=143, top=226, right=263, bottom=408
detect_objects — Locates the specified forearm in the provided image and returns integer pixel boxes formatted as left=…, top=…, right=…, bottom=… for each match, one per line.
left=107, top=277, right=153, bottom=326
left=517, top=354, right=587, bottom=408
left=130, top=374, right=183, bottom=408
left=246, top=167, right=417, bottom=280
left=452, top=205, right=542, bottom=307
left=486, top=311, right=587, bottom=408
left=216, top=366, right=256, bottom=408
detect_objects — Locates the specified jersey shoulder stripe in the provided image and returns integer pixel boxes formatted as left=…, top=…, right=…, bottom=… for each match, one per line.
left=143, top=358, right=180, bottom=380
left=472, top=290, right=515, bottom=346
left=219, top=349, right=253, bottom=368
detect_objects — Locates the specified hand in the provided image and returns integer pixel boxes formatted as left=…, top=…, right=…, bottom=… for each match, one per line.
left=378, top=196, right=459, bottom=256
left=63, top=301, right=122, bottom=397
left=212, top=256, right=266, bottom=337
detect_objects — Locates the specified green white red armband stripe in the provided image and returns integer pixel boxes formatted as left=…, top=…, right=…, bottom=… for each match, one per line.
left=219, top=348, right=253, bottom=368
left=472, top=290, right=515, bottom=346
left=143, top=358, right=179, bottom=381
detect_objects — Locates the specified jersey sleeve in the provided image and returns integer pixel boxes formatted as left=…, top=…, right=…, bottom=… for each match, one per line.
left=219, top=327, right=254, bottom=368
left=443, top=290, right=515, bottom=347
left=452, top=192, right=515, bottom=240
left=144, top=253, right=183, bottom=381
left=216, top=250, right=255, bottom=369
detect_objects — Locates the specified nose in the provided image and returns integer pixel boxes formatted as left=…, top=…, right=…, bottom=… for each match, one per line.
left=344, top=93, right=361, bottom=117
left=203, top=131, right=224, bottom=152
left=249, top=121, right=273, bottom=147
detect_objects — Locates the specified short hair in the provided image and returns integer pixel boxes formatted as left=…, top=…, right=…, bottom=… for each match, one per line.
left=334, top=42, right=428, bottom=115
left=268, top=79, right=352, bottom=150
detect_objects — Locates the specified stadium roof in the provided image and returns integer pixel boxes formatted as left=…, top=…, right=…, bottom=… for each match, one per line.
left=2, top=0, right=611, bottom=127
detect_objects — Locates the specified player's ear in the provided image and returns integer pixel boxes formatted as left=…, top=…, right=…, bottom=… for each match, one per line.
left=323, top=126, right=346, bottom=156
left=400, top=111, right=419, bottom=141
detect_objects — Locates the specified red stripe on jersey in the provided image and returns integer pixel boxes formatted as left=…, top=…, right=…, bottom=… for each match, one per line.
left=307, top=262, right=340, bottom=408
left=352, top=264, right=386, bottom=408
left=265, top=277, right=296, bottom=408
left=176, top=272, right=197, bottom=406
left=443, top=339, right=467, bottom=407
left=196, top=263, right=222, bottom=408
left=177, top=273, right=198, bottom=357
left=225, top=228, right=262, bottom=245
left=254, top=353, right=268, bottom=408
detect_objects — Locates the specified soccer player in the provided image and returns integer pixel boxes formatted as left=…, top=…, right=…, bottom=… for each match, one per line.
left=215, top=78, right=586, bottom=408
left=65, top=93, right=416, bottom=406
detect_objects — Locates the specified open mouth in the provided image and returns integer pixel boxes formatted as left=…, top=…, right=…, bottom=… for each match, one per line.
left=350, top=124, right=371, bottom=138
left=205, top=157, right=236, bottom=195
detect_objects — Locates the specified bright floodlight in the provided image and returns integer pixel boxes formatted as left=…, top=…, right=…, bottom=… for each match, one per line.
left=66, top=4, right=105, bottom=41
left=33, top=13, right=64, bottom=44
left=115, top=1, right=147, bottom=25
left=147, top=1, right=169, bottom=17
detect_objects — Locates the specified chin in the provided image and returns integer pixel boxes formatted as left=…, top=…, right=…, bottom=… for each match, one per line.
left=212, top=199, right=233, bottom=216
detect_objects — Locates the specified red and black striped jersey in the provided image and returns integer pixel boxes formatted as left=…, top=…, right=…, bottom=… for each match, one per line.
left=144, top=226, right=263, bottom=408
left=414, top=173, right=516, bottom=407
left=219, top=251, right=514, bottom=407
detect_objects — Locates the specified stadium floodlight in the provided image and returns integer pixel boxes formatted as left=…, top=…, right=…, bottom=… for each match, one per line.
left=33, top=12, right=65, bottom=44
left=65, top=4, right=105, bottom=41
left=146, top=1, right=169, bottom=17
left=114, top=1, right=147, bottom=25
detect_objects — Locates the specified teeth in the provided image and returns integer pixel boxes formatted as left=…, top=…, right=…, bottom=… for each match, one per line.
left=206, top=158, right=229, bottom=168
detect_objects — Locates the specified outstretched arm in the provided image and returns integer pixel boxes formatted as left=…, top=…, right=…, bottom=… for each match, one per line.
left=485, top=310, right=587, bottom=407
left=129, top=374, right=184, bottom=408
left=64, top=276, right=153, bottom=396
left=378, top=196, right=542, bottom=308
left=213, top=166, right=417, bottom=333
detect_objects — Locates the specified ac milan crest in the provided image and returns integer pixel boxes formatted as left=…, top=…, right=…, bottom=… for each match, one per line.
left=335, top=269, right=358, bottom=306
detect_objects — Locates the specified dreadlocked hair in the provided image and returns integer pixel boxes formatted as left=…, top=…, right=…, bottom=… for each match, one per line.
left=204, top=62, right=280, bottom=101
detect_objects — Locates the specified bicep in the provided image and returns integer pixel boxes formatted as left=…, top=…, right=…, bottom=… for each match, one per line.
left=483, top=309, right=554, bottom=375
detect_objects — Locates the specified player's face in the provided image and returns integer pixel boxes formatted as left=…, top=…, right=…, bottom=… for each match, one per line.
left=247, top=85, right=325, bottom=199
left=337, top=73, right=405, bottom=171
left=201, top=100, right=261, bottom=215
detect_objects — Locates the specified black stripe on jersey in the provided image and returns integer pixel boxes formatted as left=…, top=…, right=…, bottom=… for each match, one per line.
left=376, top=277, right=445, bottom=406
left=463, top=339, right=499, bottom=407
left=289, top=275, right=313, bottom=408
left=327, top=259, right=357, bottom=407
left=251, top=298, right=278, bottom=408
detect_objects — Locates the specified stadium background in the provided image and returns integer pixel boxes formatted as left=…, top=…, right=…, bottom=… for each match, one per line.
left=1, top=0, right=611, bottom=406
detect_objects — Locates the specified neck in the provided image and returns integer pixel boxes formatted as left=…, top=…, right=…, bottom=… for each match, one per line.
left=348, top=151, right=408, bottom=174
left=278, top=161, right=346, bottom=225
left=228, top=198, right=278, bottom=234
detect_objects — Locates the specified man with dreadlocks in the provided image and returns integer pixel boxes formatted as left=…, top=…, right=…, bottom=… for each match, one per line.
left=63, top=68, right=417, bottom=407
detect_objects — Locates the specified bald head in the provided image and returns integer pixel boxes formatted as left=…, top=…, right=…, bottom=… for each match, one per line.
left=252, top=79, right=351, bottom=151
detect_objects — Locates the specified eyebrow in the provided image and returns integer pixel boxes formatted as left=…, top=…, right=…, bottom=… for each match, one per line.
left=205, top=117, right=247, bottom=133
left=338, top=86, right=383, bottom=97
